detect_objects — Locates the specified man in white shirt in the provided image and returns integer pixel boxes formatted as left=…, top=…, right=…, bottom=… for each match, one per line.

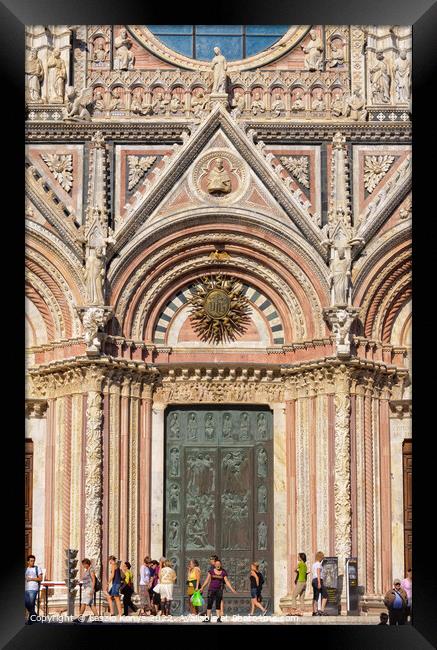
left=25, top=554, right=43, bottom=624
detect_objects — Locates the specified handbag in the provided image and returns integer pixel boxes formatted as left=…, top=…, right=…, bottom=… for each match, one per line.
left=190, top=590, right=204, bottom=607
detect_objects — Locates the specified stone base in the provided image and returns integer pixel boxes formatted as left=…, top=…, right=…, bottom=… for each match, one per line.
left=210, top=93, right=229, bottom=109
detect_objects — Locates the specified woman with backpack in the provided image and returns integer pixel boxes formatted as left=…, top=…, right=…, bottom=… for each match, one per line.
left=249, top=562, right=268, bottom=616
left=105, top=555, right=123, bottom=617
left=289, top=552, right=308, bottom=616
left=73, top=559, right=99, bottom=623
left=120, top=561, right=137, bottom=616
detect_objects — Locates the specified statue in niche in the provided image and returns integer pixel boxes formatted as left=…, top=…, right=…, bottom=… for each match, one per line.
left=222, top=413, right=233, bottom=439
left=47, top=48, right=67, bottom=102
left=222, top=450, right=246, bottom=494
left=302, top=29, right=324, bottom=71
left=169, top=448, right=180, bottom=476
left=131, top=88, right=152, bottom=115
left=271, top=92, right=285, bottom=117
left=258, top=484, right=267, bottom=513
left=257, top=448, right=268, bottom=478
left=394, top=50, right=410, bottom=102
left=206, top=158, right=231, bottom=195
left=251, top=91, right=265, bottom=115
left=312, top=90, right=325, bottom=111
left=187, top=413, right=198, bottom=440
left=93, top=39, right=108, bottom=62
left=114, top=28, right=135, bottom=70
left=169, top=413, right=180, bottom=439
left=370, top=52, right=391, bottom=104
left=231, top=90, right=245, bottom=118
left=26, top=49, right=44, bottom=102
left=257, top=413, right=267, bottom=440
left=170, top=94, right=181, bottom=113
left=152, top=90, right=168, bottom=114
left=344, top=88, right=367, bottom=121
left=211, top=46, right=227, bottom=93
left=205, top=413, right=215, bottom=440
left=291, top=92, right=305, bottom=112
left=331, top=92, right=344, bottom=118
left=168, top=521, right=180, bottom=549
left=330, top=246, right=351, bottom=306
left=239, top=412, right=250, bottom=440
left=168, top=483, right=180, bottom=512
left=327, top=38, right=345, bottom=68
left=84, top=247, right=105, bottom=305
left=258, top=521, right=268, bottom=550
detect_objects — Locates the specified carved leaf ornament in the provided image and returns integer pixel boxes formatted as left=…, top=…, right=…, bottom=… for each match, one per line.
left=363, top=155, right=395, bottom=193
left=127, top=155, right=157, bottom=190
left=280, top=156, right=310, bottom=188
left=41, top=153, right=73, bottom=192
left=188, top=274, right=252, bottom=344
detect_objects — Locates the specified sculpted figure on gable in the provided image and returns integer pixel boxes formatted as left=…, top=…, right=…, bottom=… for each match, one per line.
left=328, top=37, right=345, bottom=68
left=115, top=28, right=135, bottom=70
left=191, top=89, right=209, bottom=117
left=207, top=158, right=232, bottom=195
left=302, top=29, right=324, bottom=71
left=271, top=92, right=285, bottom=117
left=211, top=46, right=227, bottom=93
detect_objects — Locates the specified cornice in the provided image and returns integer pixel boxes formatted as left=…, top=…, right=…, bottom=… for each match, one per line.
left=250, top=121, right=411, bottom=142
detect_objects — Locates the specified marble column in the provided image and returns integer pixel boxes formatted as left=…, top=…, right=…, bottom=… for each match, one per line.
left=150, top=402, right=165, bottom=560
left=272, top=402, right=287, bottom=613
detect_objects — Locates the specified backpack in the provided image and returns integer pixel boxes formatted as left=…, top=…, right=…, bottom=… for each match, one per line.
left=258, top=572, right=265, bottom=587
left=94, top=575, right=102, bottom=592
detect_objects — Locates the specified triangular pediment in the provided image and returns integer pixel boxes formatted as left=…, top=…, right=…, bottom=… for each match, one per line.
left=111, top=105, right=324, bottom=256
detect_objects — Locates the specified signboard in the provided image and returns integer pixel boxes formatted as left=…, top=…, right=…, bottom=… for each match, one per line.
left=346, top=557, right=359, bottom=615
left=321, top=556, right=339, bottom=615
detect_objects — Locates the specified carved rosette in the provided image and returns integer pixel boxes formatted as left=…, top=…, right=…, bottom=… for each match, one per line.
left=333, top=368, right=352, bottom=574
left=85, top=389, right=103, bottom=577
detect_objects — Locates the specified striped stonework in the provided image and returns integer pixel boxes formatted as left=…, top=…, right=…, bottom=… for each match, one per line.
left=153, top=283, right=285, bottom=345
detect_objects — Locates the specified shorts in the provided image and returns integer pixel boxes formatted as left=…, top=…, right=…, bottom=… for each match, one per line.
left=83, top=588, right=94, bottom=606
left=250, top=587, right=258, bottom=598
left=108, top=581, right=121, bottom=597
left=207, top=590, right=223, bottom=611
left=312, top=578, right=328, bottom=601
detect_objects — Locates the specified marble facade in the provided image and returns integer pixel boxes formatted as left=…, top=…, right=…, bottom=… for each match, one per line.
left=25, top=25, right=411, bottom=614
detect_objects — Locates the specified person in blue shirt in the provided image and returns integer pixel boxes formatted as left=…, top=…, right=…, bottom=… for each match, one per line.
left=383, top=578, right=408, bottom=625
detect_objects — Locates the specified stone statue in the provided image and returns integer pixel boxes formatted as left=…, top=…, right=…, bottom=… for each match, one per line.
left=302, top=29, right=324, bottom=71
left=47, top=48, right=67, bottom=103
left=131, top=89, right=152, bottom=115
left=344, top=89, right=367, bottom=121
left=257, top=413, right=267, bottom=440
left=312, top=91, right=325, bottom=111
left=65, top=86, right=93, bottom=121
left=394, top=51, right=410, bottom=102
left=258, top=521, right=267, bottom=550
left=191, top=90, right=209, bottom=117
left=115, top=28, right=135, bottom=70
left=330, top=246, right=351, bottom=306
left=152, top=90, right=167, bottom=114
left=85, top=247, right=105, bottom=305
left=211, top=46, right=227, bottom=93
left=81, top=307, right=108, bottom=353
left=251, top=91, right=265, bottom=115
left=370, top=52, right=391, bottom=104
left=187, top=413, right=198, bottom=440
left=170, top=94, right=181, bottom=113
left=26, top=49, right=44, bottom=102
left=93, top=40, right=108, bottom=62
left=271, top=93, right=285, bottom=117
left=331, top=93, right=344, bottom=118
left=291, top=92, right=305, bottom=112
left=328, top=38, right=345, bottom=67
left=206, top=158, right=231, bottom=195
left=231, top=91, right=245, bottom=118
left=258, top=485, right=267, bottom=513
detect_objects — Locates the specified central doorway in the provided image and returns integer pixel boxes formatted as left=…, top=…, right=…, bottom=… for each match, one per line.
left=164, top=405, right=273, bottom=614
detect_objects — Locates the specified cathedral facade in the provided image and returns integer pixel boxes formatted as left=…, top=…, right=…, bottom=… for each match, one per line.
left=25, top=25, right=412, bottom=614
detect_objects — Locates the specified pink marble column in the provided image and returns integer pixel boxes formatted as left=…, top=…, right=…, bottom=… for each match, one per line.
left=286, top=399, right=297, bottom=575
left=327, top=394, right=335, bottom=555
left=44, top=398, right=56, bottom=579
left=350, top=394, right=358, bottom=557
left=379, top=396, right=392, bottom=593
left=139, top=386, right=153, bottom=557
left=309, top=395, right=317, bottom=554
left=119, top=382, right=130, bottom=561
left=364, top=390, right=375, bottom=593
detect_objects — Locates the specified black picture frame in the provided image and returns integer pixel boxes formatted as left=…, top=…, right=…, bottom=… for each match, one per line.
left=5, top=0, right=436, bottom=647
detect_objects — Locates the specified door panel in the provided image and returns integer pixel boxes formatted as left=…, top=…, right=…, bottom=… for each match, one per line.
left=165, top=405, right=273, bottom=614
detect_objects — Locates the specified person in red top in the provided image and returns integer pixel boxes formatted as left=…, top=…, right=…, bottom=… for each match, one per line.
left=200, top=559, right=237, bottom=623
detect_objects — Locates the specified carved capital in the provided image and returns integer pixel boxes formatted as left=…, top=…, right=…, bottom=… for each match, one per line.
left=324, top=307, right=359, bottom=357
left=25, top=398, right=49, bottom=418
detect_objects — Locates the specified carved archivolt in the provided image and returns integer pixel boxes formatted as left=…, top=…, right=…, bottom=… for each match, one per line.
left=25, top=268, right=66, bottom=339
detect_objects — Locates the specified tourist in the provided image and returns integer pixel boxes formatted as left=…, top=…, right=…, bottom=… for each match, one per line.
left=200, top=555, right=219, bottom=616
left=311, top=551, right=328, bottom=616
left=154, top=559, right=177, bottom=616
left=120, top=561, right=137, bottom=616
left=401, top=568, right=412, bottom=622
left=25, top=554, right=43, bottom=625
left=249, top=562, right=267, bottom=616
left=384, top=578, right=408, bottom=625
left=73, top=559, right=99, bottom=622
left=149, top=560, right=161, bottom=615
left=290, top=552, right=308, bottom=615
left=378, top=612, right=389, bottom=625
left=104, top=556, right=123, bottom=617
left=187, top=559, right=201, bottom=615
left=138, top=557, right=151, bottom=616
left=200, top=558, right=237, bottom=623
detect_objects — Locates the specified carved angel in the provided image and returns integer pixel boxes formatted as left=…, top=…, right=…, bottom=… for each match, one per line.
left=65, top=86, right=94, bottom=122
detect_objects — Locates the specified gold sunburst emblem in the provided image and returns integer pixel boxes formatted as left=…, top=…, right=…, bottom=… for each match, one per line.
left=188, top=274, right=252, bottom=344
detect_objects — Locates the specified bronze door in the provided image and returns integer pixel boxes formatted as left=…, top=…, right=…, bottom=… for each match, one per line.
left=402, top=439, right=412, bottom=574
left=165, top=405, right=273, bottom=615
